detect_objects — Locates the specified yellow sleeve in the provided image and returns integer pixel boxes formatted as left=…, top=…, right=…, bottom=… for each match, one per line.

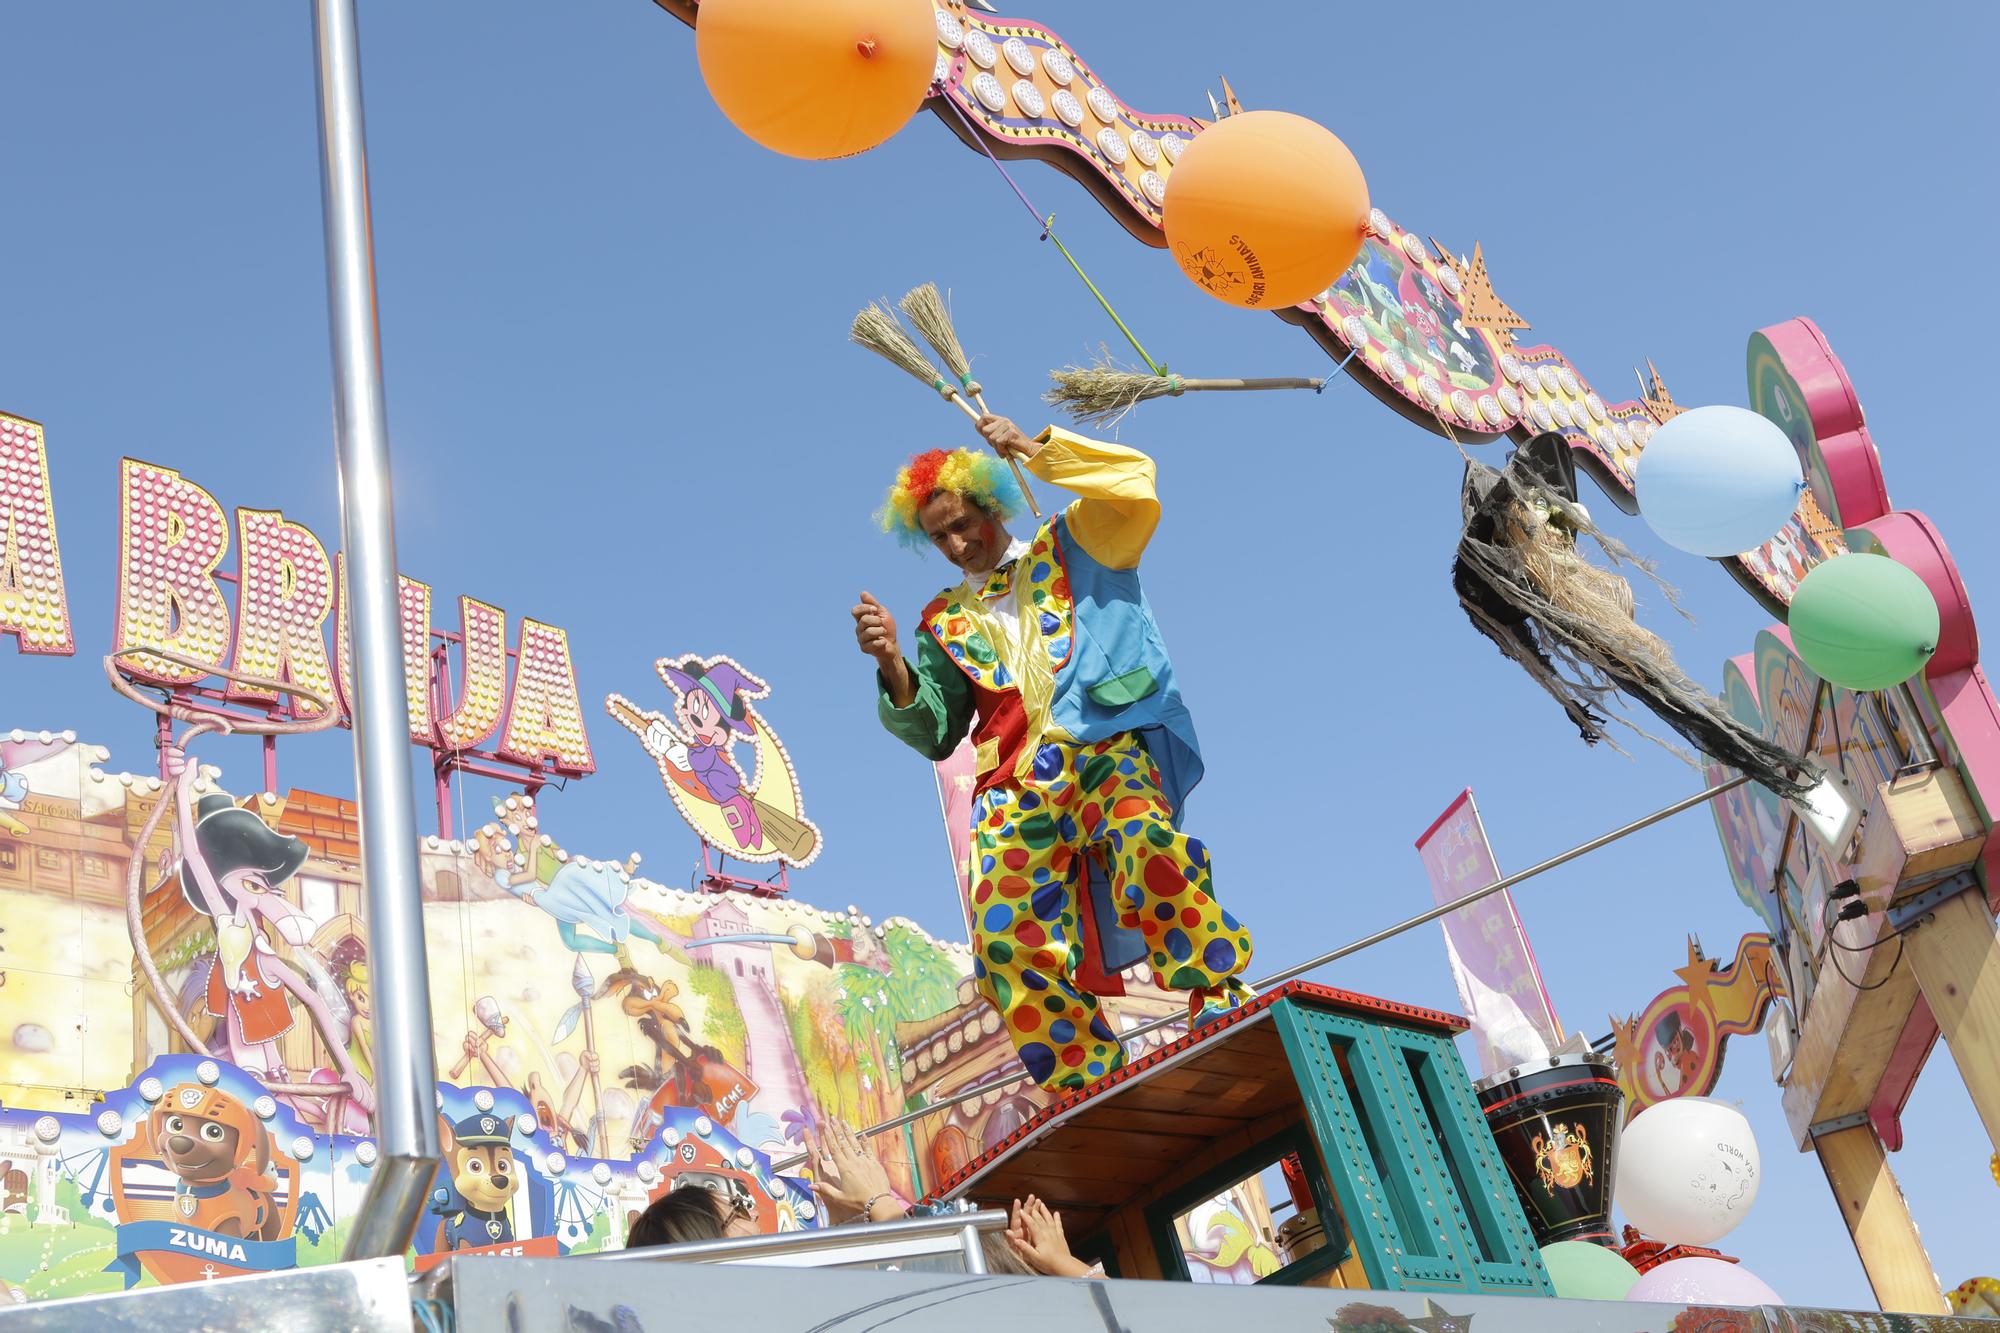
left=1026, top=426, right=1159, bottom=570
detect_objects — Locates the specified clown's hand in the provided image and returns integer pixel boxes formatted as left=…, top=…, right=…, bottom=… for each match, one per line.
left=976, top=414, right=1039, bottom=462
left=852, top=593, right=900, bottom=666
left=161, top=741, right=189, bottom=780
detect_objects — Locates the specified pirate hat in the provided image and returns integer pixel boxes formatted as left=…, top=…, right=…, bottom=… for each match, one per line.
left=180, top=793, right=310, bottom=911
left=658, top=657, right=762, bottom=737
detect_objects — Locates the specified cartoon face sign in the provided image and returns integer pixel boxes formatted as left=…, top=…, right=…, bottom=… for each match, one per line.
left=108, top=1083, right=300, bottom=1286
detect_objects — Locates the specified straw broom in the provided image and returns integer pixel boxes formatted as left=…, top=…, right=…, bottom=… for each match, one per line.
left=850, top=300, right=1042, bottom=518
left=899, top=283, right=990, bottom=414
left=1047, top=353, right=1324, bottom=428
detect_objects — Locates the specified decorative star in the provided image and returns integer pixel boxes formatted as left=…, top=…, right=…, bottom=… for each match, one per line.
left=1406, top=1299, right=1474, bottom=1333
left=1457, top=243, right=1529, bottom=344
left=1636, top=359, right=1685, bottom=424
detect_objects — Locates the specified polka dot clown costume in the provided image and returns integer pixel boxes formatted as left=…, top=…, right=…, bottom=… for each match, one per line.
left=874, top=426, right=1254, bottom=1090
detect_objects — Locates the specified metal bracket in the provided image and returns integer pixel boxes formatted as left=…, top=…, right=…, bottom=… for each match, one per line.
left=1808, top=1110, right=1871, bottom=1140
left=1885, top=871, right=1981, bottom=933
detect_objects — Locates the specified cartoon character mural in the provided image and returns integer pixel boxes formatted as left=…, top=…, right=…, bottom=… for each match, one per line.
left=162, top=741, right=375, bottom=1124
left=0, top=708, right=1182, bottom=1304
left=1608, top=936, right=1783, bottom=1120
left=607, top=653, right=822, bottom=867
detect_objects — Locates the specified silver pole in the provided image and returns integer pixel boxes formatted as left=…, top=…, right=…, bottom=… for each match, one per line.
left=771, top=772, right=1755, bottom=1173
left=310, top=0, right=441, bottom=1259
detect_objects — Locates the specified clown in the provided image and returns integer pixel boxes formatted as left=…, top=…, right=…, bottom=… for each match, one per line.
left=853, top=414, right=1253, bottom=1090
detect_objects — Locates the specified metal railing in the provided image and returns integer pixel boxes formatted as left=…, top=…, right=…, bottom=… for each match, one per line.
left=592, top=1206, right=1006, bottom=1274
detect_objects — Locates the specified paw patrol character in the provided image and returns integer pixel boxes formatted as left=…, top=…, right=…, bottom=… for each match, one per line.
left=146, top=1084, right=284, bottom=1241
left=433, top=1113, right=521, bottom=1250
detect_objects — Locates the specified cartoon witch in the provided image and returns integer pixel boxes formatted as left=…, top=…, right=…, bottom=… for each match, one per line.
left=642, top=657, right=764, bottom=850
left=165, top=744, right=375, bottom=1116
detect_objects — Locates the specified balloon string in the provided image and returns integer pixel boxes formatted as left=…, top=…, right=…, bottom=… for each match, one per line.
left=935, top=81, right=1167, bottom=377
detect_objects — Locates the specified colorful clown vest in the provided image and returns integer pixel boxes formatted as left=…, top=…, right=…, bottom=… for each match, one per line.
left=920, top=512, right=1206, bottom=990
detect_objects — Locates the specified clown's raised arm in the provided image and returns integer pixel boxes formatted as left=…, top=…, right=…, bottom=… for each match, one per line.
left=1025, top=425, right=1161, bottom=571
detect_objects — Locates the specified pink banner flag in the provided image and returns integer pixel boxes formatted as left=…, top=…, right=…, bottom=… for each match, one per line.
left=934, top=739, right=980, bottom=939
left=1415, top=789, right=1564, bottom=1078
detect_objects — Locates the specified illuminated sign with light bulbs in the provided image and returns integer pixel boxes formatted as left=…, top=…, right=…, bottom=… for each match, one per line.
left=111, top=456, right=596, bottom=777
left=1, top=411, right=593, bottom=779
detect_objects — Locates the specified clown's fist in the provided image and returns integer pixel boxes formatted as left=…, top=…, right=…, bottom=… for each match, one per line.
left=976, top=414, right=1037, bottom=461
left=852, top=592, right=900, bottom=664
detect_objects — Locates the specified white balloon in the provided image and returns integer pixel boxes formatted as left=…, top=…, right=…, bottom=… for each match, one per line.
left=1636, top=404, right=1803, bottom=557
left=1614, top=1096, right=1760, bottom=1245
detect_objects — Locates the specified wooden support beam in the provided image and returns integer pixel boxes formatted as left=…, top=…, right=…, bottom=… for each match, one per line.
left=1810, top=1123, right=1946, bottom=1315
left=1901, top=887, right=2000, bottom=1154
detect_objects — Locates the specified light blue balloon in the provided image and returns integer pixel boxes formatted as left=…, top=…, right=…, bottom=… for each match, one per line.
left=1636, top=405, right=1804, bottom=557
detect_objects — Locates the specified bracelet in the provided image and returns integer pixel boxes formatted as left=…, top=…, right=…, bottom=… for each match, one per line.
left=862, top=1193, right=897, bottom=1220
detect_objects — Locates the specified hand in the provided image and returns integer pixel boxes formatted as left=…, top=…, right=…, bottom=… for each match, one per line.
left=808, top=1118, right=897, bottom=1221
left=161, top=742, right=188, bottom=780
left=580, top=1050, right=599, bottom=1075
left=852, top=592, right=900, bottom=665
left=642, top=719, right=678, bottom=757
left=976, top=414, right=1038, bottom=462
left=1007, top=1194, right=1091, bottom=1278
left=462, top=1031, right=482, bottom=1056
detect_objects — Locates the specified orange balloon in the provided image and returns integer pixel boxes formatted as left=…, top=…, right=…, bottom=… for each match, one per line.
left=1163, top=110, right=1369, bottom=310
left=696, top=0, right=937, bottom=161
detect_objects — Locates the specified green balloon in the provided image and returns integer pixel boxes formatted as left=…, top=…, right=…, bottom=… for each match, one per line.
left=1540, top=1239, right=1641, bottom=1301
left=1788, top=553, right=1940, bottom=692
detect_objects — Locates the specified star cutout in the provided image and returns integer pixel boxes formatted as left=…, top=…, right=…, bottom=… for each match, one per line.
left=1636, top=359, right=1685, bottom=424
left=1406, top=1299, right=1474, bottom=1333
left=1457, top=242, right=1529, bottom=343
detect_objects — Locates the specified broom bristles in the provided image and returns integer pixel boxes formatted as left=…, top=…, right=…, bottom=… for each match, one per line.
left=1044, top=353, right=1178, bottom=428
left=899, top=283, right=976, bottom=386
left=850, top=302, right=946, bottom=389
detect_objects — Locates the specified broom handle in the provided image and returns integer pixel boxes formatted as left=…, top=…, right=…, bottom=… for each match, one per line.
left=948, top=386, right=1042, bottom=521
left=1175, top=377, right=1323, bottom=393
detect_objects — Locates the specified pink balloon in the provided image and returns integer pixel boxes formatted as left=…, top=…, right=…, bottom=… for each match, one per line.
left=1627, top=1257, right=1782, bottom=1306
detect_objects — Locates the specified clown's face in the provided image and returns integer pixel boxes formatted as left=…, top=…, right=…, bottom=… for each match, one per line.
left=920, top=490, right=1009, bottom=576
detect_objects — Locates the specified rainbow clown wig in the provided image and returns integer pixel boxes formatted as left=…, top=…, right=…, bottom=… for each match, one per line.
left=876, top=447, right=1027, bottom=550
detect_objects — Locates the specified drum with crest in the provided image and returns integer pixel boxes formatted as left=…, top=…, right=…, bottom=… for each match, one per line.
left=1474, top=1052, right=1625, bottom=1247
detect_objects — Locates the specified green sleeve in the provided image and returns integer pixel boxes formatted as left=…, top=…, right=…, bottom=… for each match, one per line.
left=876, top=631, right=974, bottom=762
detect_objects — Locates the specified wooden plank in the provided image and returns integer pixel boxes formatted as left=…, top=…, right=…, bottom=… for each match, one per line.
left=1780, top=909, right=1922, bottom=1144
left=1077, top=1106, right=1248, bottom=1138
left=1855, top=770, right=1987, bottom=911
left=1904, top=887, right=2000, bottom=1154
left=1020, top=1126, right=1206, bottom=1163
left=1812, top=1124, right=1947, bottom=1315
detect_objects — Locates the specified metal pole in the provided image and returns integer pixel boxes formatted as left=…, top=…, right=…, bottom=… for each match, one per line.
left=771, top=773, right=1754, bottom=1173
left=310, top=0, right=441, bottom=1260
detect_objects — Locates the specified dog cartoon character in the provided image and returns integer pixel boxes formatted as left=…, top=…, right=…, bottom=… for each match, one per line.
left=144, top=1084, right=284, bottom=1241
left=433, top=1112, right=521, bottom=1250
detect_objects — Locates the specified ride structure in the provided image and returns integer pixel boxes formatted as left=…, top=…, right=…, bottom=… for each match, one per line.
left=2, top=0, right=1993, bottom=1326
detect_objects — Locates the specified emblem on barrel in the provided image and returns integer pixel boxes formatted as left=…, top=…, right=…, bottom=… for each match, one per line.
left=1476, top=1053, right=1624, bottom=1247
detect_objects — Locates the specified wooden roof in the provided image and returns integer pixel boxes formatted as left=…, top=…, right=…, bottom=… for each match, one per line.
left=926, top=981, right=1465, bottom=1236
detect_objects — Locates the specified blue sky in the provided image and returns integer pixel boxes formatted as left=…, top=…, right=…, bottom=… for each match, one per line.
left=4, top=1, right=1995, bottom=1309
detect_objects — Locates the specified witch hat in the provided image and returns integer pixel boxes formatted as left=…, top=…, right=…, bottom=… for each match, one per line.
left=658, top=657, right=763, bottom=737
